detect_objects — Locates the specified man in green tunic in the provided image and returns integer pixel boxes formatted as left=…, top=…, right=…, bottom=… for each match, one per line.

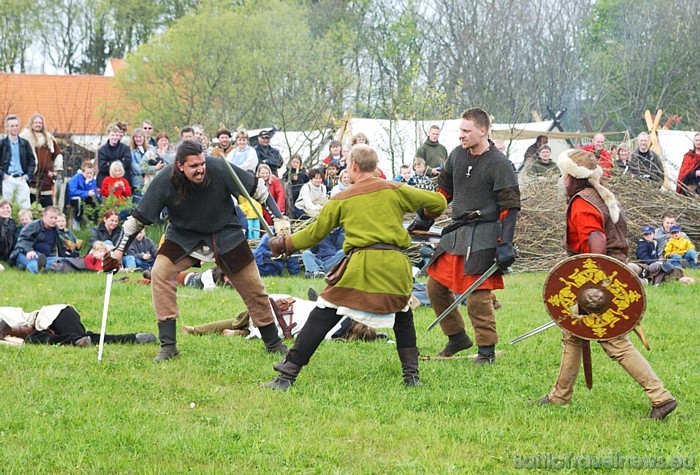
left=264, top=144, right=447, bottom=389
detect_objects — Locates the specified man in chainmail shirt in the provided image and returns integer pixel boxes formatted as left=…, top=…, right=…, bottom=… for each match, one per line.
left=410, top=108, right=521, bottom=365
left=106, top=141, right=288, bottom=362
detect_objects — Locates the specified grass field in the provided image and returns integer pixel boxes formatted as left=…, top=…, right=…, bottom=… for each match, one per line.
left=1, top=268, right=697, bottom=474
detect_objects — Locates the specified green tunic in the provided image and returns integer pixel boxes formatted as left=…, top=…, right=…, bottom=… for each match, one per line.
left=290, top=177, right=446, bottom=313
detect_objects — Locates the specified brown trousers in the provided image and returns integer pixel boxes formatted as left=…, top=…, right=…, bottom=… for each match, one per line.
left=548, top=331, right=674, bottom=406
left=426, top=277, right=498, bottom=346
left=151, top=254, right=274, bottom=327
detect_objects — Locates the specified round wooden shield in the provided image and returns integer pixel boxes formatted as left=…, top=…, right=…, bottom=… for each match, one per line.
left=543, top=254, right=645, bottom=341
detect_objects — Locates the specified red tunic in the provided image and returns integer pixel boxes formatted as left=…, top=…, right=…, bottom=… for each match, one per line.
left=566, top=197, right=604, bottom=253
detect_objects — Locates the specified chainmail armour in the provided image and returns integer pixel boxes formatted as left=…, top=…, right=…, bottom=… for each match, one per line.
left=434, top=143, right=520, bottom=274
left=117, top=157, right=257, bottom=258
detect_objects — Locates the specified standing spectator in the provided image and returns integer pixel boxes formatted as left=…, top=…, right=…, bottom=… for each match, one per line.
left=282, top=155, right=308, bottom=216
left=10, top=206, right=66, bottom=273
left=330, top=169, right=351, bottom=197
left=580, top=133, right=612, bottom=177
left=142, top=120, right=157, bottom=147
left=635, top=225, right=658, bottom=265
left=324, top=162, right=341, bottom=192
left=295, top=168, right=328, bottom=219
left=66, top=162, right=98, bottom=230
left=192, top=124, right=205, bottom=145
left=613, top=143, right=641, bottom=177
left=321, top=140, right=342, bottom=167
left=127, top=229, right=158, bottom=270
left=632, top=132, right=664, bottom=182
left=210, top=127, right=234, bottom=159
left=142, top=132, right=169, bottom=189
left=0, top=114, right=35, bottom=209
left=519, top=134, right=548, bottom=173
left=175, top=126, right=195, bottom=150
left=412, top=158, right=435, bottom=191
left=20, top=113, right=63, bottom=207
left=415, top=125, right=448, bottom=177
left=663, top=225, right=698, bottom=269
left=300, top=226, right=345, bottom=279
left=226, top=128, right=258, bottom=173
left=527, top=145, right=560, bottom=182
left=256, top=163, right=285, bottom=227
left=255, top=129, right=284, bottom=176
left=129, top=128, right=149, bottom=197
left=676, top=132, right=700, bottom=195
left=100, top=161, right=132, bottom=203
left=97, top=124, right=132, bottom=189
left=0, top=199, right=17, bottom=263
left=339, top=144, right=351, bottom=171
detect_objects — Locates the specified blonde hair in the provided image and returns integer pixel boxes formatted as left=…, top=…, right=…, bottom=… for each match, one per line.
left=91, top=240, right=109, bottom=253
left=109, top=160, right=125, bottom=177
left=349, top=144, right=378, bottom=173
left=235, top=127, right=249, bottom=140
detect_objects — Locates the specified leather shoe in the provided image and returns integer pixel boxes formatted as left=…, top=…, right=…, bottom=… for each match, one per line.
left=473, top=354, right=495, bottom=365
left=649, top=399, right=677, bottom=420
left=533, top=396, right=552, bottom=405
left=0, top=319, right=11, bottom=339
left=437, top=333, right=473, bottom=357
left=75, top=336, right=93, bottom=347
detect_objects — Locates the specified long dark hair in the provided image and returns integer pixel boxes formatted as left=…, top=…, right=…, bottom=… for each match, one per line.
left=170, top=140, right=210, bottom=204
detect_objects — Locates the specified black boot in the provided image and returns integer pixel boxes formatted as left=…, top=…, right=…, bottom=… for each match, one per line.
left=154, top=320, right=180, bottom=362
left=262, top=357, right=303, bottom=390
left=437, top=329, right=473, bottom=357
left=474, top=344, right=495, bottom=365
left=258, top=323, right=289, bottom=355
left=397, top=347, right=423, bottom=387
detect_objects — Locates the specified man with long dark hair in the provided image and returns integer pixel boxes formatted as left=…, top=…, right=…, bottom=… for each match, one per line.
left=106, top=140, right=287, bottom=362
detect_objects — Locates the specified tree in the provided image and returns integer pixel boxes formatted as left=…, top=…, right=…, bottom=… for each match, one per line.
left=0, top=0, right=37, bottom=72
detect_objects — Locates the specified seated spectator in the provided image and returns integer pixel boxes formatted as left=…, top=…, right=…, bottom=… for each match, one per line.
left=392, top=164, right=416, bottom=185
left=324, top=162, right=341, bottom=193
left=0, top=304, right=155, bottom=346
left=15, top=208, right=33, bottom=240
left=295, top=168, right=328, bottom=219
left=654, top=213, right=688, bottom=256
left=676, top=132, right=700, bottom=196
left=66, top=162, right=99, bottom=230
left=628, top=261, right=695, bottom=286
left=580, top=133, right=612, bottom=177
left=633, top=132, right=664, bottom=182
left=0, top=199, right=17, bottom=263
left=56, top=212, right=82, bottom=257
left=635, top=225, right=658, bottom=265
left=527, top=145, right=559, bottom=182
left=282, top=155, right=309, bottom=217
left=257, top=163, right=286, bottom=227
left=351, top=133, right=369, bottom=146
left=613, top=143, right=641, bottom=177
left=226, top=128, right=258, bottom=173
left=330, top=170, right=351, bottom=197
left=210, top=127, right=234, bottom=159
left=521, top=135, right=548, bottom=173
left=84, top=240, right=109, bottom=271
left=89, top=210, right=137, bottom=270
left=663, top=225, right=698, bottom=268
left=141, top=132, right=169, bottom=189
left=412, top=158, right=436, bottom=191
left=301, top=226, right=345, bottom=279
left=253, top=233, right=301, bottom=277
left=9, top=206, right=66, bottom=273
left=322, top=140, right=342, bottom=168
left=127, top=229, right=158, bottom=270
left=100, top=160, right=132, bottom=202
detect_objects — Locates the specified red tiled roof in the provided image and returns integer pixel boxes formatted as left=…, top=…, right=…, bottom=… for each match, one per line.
left=0, top=72, right=128, bottom=135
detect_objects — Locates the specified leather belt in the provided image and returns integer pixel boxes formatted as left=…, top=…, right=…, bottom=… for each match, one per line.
left=10, top=173, right=23, bottom=178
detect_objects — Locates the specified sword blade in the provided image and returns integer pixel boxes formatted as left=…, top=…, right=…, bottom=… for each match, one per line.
left=427, top=262, right=500, bottom=331
left=509, top=320, right=557, bottom=345
left=97, top=271, right=114, bottom=362
left=582, top=340, right=593, bottom=389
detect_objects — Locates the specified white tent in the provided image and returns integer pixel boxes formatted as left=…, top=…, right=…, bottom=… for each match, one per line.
left=657, top=130, right=696, bottom=185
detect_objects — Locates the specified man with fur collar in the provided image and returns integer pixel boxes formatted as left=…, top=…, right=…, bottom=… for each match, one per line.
left=535, top=149, right=677, bottom=420
left=20, top=113, right=63, bottom=207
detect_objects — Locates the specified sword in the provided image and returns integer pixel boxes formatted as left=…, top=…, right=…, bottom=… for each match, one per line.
left=97, top=271, right=114, bottom=362
left=509, top=320, right=557, bottom=345
left=217, top=155, right=275, bottom=236
left=427, top=261, right=500, bottom=331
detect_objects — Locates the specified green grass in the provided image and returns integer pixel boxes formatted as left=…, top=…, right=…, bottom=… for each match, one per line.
left=1, top=269, right=698, bottom=474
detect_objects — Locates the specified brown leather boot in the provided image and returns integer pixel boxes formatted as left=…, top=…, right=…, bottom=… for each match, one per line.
left=397, top=347, right=423, bottom=387
left=437, top=330, right=473, bottom=357
left=0, top=319, right=33, bottom=339
left=649, top=399, right=677, bottom=420
left=262, top=358, right=303, bottom=390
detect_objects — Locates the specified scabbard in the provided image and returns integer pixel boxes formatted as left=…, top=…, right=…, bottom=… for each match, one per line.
left=581, top=339, right=593, bottom=390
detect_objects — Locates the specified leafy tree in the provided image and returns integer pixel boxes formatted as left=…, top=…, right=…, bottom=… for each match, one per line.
left=0, top=0, right=37, bottom=72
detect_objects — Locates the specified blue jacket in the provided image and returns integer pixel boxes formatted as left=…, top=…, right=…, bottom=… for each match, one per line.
left=253, top=234, right=300, bottom=276
left=635, top=239, right=658, bottom=265
left=67, top=172, right=98, bottom=200
left=309, top=226, right=345, bottom=263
